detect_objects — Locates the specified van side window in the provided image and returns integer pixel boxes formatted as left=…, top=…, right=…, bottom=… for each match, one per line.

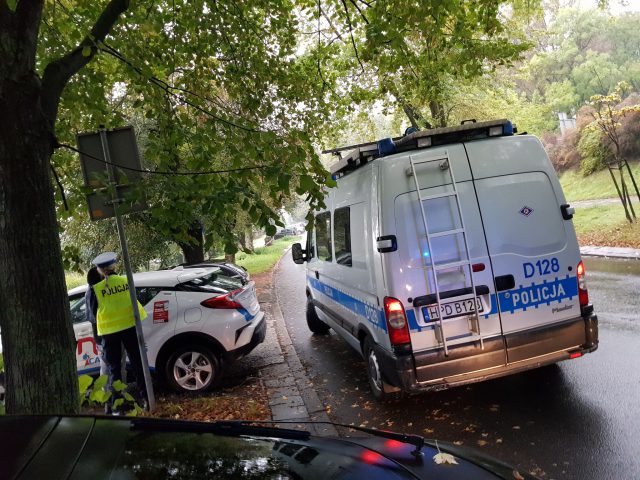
left=306, top=225, right=315, bottom=260
left=333, top=207, right=352, bottom=267
left=315, top=212, right=332, bottom=261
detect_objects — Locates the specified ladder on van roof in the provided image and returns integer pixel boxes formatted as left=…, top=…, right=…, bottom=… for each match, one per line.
left=408, top=150, right=484, bottom=356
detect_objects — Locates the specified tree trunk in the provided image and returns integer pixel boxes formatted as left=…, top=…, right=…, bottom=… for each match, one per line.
left=429, top=100, right=447, bottom=128
left=0, top=0, right=129, bottom=414
left=0, top=64, right=79, bottom=414
left=178, top=221, right=205, bottom=264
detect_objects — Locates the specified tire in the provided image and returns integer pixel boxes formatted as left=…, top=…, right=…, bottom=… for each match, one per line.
left=165, top=344, right=221, bottom=393
left=306, top=297, right=330, bottom=334
left=364, top=336, right=400, bottom=402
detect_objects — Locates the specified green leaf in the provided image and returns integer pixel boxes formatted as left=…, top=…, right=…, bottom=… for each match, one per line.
left=90, top=389, right=112, bottom=404
left=325, top=174, right=337, bottom=189
left=113, top=398, right=125, bottom=410
left=78, top=375, right=93, bottom=395
left=6, top=0, right=18, bottom=12
left=93, top=374, right=108, bottom=391
left=112, top=380, right=127, bottom=392
left=82, top=46, right=92, bottom=57
left=123, top=392, right=135, bottom=402
left=265, top=224, right=277, bottom=236
left=299, top=175, right=315, bottom=193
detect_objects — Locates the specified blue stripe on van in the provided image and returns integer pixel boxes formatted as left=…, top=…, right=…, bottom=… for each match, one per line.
left=496, top=275, right=578, bottom=315
left=308, top=276, right=387, bottom=332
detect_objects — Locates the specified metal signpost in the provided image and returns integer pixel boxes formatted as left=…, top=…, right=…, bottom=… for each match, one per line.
left=77, top=126, right=155, bottom=411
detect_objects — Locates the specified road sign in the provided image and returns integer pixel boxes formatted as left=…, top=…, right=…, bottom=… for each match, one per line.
left=77, top=127, right=147, bottom=220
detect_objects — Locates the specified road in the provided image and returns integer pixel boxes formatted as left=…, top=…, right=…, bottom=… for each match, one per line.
left=276, top=253, right=640, bottom=479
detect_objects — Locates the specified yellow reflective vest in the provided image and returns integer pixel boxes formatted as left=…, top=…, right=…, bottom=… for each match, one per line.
left=93, top=275, right=147, bottom=336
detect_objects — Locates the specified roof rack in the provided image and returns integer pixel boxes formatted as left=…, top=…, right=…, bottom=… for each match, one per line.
left=328, top=119, right=515, bottom=177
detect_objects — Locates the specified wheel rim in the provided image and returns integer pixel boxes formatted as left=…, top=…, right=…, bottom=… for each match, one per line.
left=368, top=349, right=383, bottom=392
left=173, top=351, right=214, bottom=391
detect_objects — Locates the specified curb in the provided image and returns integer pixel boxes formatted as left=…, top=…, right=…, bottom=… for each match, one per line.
left=580, top=246, right=640, bottom=260
left=262, top=247, right=338, bottom=437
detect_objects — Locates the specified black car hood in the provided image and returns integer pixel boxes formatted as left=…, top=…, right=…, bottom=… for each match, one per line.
left=0, top=416, right=530, bottom=480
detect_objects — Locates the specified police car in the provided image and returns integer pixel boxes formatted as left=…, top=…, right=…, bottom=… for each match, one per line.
left=68, top=265, right=266, bottom=392
left=292, top=119, right=598, bottom=400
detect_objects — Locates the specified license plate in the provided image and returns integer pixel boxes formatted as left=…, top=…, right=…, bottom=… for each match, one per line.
left=423, top=297, right=483, bottom=321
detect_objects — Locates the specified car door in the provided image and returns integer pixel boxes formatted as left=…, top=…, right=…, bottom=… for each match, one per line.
left=137, top=287, right=178, bottom=369
left=69, top=292, right=101, bottom=374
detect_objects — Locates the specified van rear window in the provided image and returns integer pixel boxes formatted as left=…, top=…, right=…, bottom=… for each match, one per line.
left=178, top=269, right=243, bottom=294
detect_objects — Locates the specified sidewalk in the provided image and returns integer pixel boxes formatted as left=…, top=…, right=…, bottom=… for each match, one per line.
left=251, top=257, right=337, bottom=437
left=580, top=245, right=640, bottom=260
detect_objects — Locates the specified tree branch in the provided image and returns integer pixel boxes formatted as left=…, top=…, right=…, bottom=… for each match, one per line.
left=41, top=0, right=130, bottom=126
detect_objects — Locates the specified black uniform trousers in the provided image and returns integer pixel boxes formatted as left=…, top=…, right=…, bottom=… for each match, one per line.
left=102, top=326, right=147, bottom=402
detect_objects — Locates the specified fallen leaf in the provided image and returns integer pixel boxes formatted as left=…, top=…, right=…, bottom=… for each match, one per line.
left=496, top=438, right=503, bottom=444
left=453, top=440, right=463, bottom=446
left=477, top=440, right=487, bottom=446
left=433, top=453, right=458, bottom=465
left=513, top=470, right=525, bottom=480
left=512, top=425, right=521, bottom=430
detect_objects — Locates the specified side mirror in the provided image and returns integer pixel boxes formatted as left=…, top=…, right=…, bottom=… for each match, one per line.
left=291, top=243, right=306, bottom=264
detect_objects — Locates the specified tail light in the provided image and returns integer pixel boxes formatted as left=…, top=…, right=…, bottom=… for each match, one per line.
left=383, top=297, right=411, bottom=346
left=201, top=289, right=243, bottom=309
left=577, top=261, right=589, bottom=307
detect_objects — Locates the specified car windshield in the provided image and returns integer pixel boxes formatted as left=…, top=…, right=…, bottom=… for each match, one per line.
left=178, top=269, right=244, bottom=294
left=69, top=294, right=87, bottom=324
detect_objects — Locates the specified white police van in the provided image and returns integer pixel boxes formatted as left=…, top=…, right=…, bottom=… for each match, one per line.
left=292, top=119, right=598, bottom=400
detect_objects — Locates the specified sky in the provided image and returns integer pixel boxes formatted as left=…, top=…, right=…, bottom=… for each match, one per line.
left=578, top=0, right=640, bottom=13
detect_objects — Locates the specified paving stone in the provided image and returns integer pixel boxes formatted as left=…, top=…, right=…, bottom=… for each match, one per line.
left=270, top=404, right=309, bottom=421
left=268, top=394, right=305, bottom=408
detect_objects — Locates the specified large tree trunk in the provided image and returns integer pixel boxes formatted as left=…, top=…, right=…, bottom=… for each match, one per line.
left=0, top=0, right=129, bottom=414
left=0, top=5, right=78, bottom=413
left=178, top=221, right=205, bottom=264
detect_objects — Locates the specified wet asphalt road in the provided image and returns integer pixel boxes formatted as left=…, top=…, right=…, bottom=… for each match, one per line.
left=276, top=254, right=640, bottom=479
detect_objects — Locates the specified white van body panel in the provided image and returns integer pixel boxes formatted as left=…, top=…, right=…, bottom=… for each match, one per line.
left=303, top=126, right=597, bottom=395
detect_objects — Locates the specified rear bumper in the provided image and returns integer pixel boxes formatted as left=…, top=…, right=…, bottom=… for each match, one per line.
left=225, top=313, right=266, bottom=362
left=377, top=312, right=598, bottom=393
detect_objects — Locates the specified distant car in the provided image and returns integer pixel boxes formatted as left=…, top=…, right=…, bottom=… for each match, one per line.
left=274, top=227, right=297, bottom=240
left=67, top=266, right=265, bottom=393
left=0, top=415, right=539, bottom=480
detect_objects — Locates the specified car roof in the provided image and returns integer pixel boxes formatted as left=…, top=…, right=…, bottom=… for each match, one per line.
left=67, top=267, right=217, bottom=295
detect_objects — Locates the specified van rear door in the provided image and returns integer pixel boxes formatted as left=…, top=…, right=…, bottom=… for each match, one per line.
left=388, top=144, right=507, bottom=381
left=465, top=136, right=583, bottom=362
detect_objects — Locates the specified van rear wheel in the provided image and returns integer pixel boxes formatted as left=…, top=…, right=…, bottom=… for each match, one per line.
left=364, top=336, right=400, bottom=402
left=306, top=297, right=330, bottom=334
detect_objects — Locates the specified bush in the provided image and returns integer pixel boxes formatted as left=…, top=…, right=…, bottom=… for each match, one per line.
left=543, top=129, right=581, bottom=171
left=577, top=128, right=613, bottom=176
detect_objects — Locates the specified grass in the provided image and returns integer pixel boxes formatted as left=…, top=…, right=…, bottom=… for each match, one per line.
left=559, top=161, right=640, bottom=201
left=65, top=272, right=86, bottom=290
left=235, top=236, right=300, bottom=275
left=573, top=204, right=640, bottom=248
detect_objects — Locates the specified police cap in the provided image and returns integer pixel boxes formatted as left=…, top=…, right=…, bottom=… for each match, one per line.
left=92, top=252, right=118, bottom=269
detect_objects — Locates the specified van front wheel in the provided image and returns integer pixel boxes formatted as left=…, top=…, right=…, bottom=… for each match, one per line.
left=306, top=297, right=330, bottom=334
left=364, top=337, right=399, bottom=402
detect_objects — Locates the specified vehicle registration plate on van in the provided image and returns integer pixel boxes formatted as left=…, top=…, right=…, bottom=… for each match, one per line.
left=424, top=297, right=483, bottom=321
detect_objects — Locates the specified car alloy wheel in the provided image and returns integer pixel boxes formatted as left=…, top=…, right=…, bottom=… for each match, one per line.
left=167, top=346, right=220, bottom=393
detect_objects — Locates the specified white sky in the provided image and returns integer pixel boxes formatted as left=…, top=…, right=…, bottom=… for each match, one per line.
left=577, top=0, right=640, bottom=13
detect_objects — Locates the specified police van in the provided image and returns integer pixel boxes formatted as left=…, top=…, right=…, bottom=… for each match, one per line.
left=291, top=119, right=598, bottom=400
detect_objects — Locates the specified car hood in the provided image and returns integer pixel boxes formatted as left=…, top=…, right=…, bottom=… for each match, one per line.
left=0, top=416, right=534, bottom=480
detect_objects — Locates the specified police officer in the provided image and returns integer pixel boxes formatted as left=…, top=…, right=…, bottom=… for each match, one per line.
left=85, top=266, right=108, bottom=376
left=92, top=252, right=148, bottom=411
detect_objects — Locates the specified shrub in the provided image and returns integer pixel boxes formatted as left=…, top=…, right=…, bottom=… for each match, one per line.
left=577, top=128, right=612, bottom=176
left=543, top=129, right=581, bottom=171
